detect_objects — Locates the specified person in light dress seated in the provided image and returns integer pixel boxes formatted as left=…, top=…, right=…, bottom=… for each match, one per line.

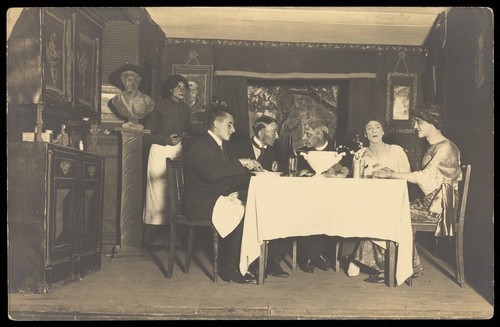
left=344, top=117, right=411, bottom=280
left=349, top=104, right=462, bottom=283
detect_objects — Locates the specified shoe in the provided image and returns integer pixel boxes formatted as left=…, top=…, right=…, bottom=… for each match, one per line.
left=364, top=274, right=385, bottom=283
left=247, top=262, right=259, bottom=279
left=312, top=255, right=330, bottom=271
left=265, top=262, right=289, bottom=278
left=299, top=259, right=315, bottom=273
left=219, top=269, right=257, bottom=284
left=346, top=261, right=361, bottom=277
left=143, top=244, right=162, bottom=252
left=412, top=265, right=424, bottom=278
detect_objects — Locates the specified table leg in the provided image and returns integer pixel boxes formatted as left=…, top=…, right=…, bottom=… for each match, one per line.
left=258, top=242, right=267, bottom=285
left=333, top=239, right=341, bottom=272
left=385, top=241, right=396, bottom=287
left=292, top=239, right=297, bottom=271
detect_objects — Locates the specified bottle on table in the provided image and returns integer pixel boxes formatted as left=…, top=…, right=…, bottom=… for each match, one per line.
left=287, top=136, right=298, bottom=177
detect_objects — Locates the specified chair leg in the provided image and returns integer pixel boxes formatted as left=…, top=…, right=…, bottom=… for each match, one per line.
left=212, top=228, right=219, bottom=283
left=455, top=234, right=465, bottom=287
left=167, top=222, right=176, bottom=278
left=184, top=228, right=195, bottom=273
left=292, top=239, right=297, bottom=272
left=434, top=237, right=439, bottom=257
left=406, top=230, right=418, bottom=286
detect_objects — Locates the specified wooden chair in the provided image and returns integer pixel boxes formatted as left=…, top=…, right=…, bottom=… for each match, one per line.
left=166, top=158, right=220, bottom=282
left=411, top=164, right=471, bottom=287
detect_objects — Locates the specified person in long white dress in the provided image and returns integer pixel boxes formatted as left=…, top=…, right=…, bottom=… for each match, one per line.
left=345, top=117, right=411, bottom=277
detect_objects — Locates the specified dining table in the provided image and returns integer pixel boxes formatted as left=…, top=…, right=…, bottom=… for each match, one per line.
left=239, top=175, right=414, bottom=286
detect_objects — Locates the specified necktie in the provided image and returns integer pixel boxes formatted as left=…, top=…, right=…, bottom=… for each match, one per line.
left=220, top=143, right=228, bottom=158
left=252, top=139, right=266, bottom=163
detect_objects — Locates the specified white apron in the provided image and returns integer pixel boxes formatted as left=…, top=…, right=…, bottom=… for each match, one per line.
left=143, top=143, right=183, bottom=225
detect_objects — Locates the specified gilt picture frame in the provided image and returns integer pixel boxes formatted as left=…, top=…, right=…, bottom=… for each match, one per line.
left=386, top=72, right=417, bottom=133
left=172, top=64, right=213, bottom=124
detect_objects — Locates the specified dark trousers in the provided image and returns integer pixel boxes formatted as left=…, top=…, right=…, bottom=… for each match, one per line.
left=268, top=238, right=288, bottom=264
left=222, top=220, right=289, bottom=273
left=221, top=219, right=245, bottom=272
left=298, top=235, right=330, bottom=262
left=339, top=238, right=359, bottom=258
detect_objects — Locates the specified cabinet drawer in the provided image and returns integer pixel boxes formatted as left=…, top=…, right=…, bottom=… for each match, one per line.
left=54, top=157, right=77, bottom=178
left=83, top=160, right=102, bottom=180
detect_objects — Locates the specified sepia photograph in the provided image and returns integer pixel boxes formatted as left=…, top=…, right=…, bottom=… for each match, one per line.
left=6, top=6, right=494, bottom=320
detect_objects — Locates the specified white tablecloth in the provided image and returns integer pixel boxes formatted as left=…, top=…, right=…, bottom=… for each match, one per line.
left=239, top=176, right=413, bottom=285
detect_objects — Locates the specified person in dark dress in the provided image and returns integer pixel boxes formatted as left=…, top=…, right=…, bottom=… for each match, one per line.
left=142, top=75, right=192, bottom=251
left=227, top=115, right=290, bottom=278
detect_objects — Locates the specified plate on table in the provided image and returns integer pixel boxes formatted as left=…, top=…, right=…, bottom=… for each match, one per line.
left=252, top=171, right=283, bottom=177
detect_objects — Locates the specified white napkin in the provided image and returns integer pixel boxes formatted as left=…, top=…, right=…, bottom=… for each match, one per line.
left=212, top=193, right=245, bottom=238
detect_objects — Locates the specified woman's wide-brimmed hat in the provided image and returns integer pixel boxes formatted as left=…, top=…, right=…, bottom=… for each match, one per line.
left=109, top=64, right=148, bottom=91
left=161, top=74, right=189, bottom=98
left=411, top=102, right=444, bottom=129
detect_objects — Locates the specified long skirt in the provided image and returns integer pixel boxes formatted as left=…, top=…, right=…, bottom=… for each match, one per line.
left=350, top=192, right=441, bottom=274
left=142, top=143, right=183, bottom=225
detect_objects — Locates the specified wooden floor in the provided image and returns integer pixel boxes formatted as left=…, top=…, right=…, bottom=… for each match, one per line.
left=8, top=237, right=493, bottom=320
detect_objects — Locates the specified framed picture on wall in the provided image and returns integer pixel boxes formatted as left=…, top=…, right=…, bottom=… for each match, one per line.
left=172, top=64, right=213, bottom=124
left=386, top=72, right=417, bottom=133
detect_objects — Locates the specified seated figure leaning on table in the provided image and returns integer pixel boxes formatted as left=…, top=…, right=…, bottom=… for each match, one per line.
left=348, top=103, right=462, bottom=283
left=183, top=103, right=264, bottom=284
left=227, top=115, right=290, bottom=278
left=295, top=118, right=337, bottom=273
left=343, top=117, right=411, bottom=280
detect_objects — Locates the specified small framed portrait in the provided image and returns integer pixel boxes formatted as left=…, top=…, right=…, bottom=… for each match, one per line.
left=172, top=64, right=213, bottom=124
left=386, top=72, right=417, bottom=133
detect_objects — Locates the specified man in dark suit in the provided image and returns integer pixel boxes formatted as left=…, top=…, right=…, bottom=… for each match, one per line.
left=296, top=118, right=336, bottom=273
left=227, top=115, right=290, bottom=278
left=184, top=107, right=263, bottom=284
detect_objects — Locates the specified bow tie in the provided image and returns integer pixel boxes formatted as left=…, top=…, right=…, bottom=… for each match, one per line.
left=252, top=139, right=266, bottom=150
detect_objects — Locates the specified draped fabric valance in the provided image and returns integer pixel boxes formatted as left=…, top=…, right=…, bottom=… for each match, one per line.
left=214, top=47, right=377, bottom=78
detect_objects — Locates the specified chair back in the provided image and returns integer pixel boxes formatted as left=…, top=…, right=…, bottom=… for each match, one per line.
left=456, top=164, right=472, bottom=232
left=166, top=158, right=185, bottom=218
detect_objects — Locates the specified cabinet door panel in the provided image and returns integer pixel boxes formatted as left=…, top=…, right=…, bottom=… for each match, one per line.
left=50, top=178, right=76, bottom=263
left=79, top=180, right=102, bottom=255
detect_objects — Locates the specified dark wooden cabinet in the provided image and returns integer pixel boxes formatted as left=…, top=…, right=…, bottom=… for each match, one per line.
left=8, top=142, right=104, bottom=293
left=8, top=8, right=104, bottom=121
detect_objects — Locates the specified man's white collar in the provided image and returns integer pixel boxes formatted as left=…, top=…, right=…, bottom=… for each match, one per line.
left=315, top=141, right=329, bottom=151
left=208, top=130, right=223, bottom=147
left=252, top=136, right=267, bottom=149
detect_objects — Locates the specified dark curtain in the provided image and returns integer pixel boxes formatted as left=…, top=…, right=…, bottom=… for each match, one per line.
left=213, top=76, right=250, bottom=138
left=347, top=78, right=378, bottom=137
